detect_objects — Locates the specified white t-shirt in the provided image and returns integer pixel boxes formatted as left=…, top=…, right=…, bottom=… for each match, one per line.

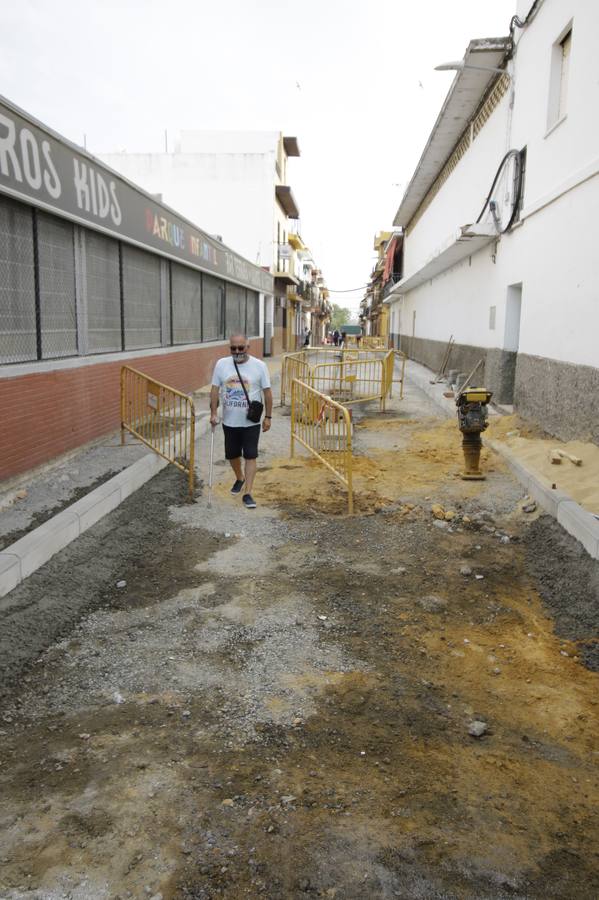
left=211, top=355, right=271, bottom=428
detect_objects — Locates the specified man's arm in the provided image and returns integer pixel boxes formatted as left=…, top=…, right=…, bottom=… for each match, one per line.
left=209, top=360, right=223, bottom=426
left=262, top=388, right=273, bottom=432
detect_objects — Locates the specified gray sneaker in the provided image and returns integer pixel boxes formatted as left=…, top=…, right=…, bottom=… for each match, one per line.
left=231, top=479, right=245, bottom=494
left=242, top=493, right=257, bottom=509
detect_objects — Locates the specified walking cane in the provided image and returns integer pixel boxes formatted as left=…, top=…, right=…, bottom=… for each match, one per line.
left=207, top=424, right=215, bottom=509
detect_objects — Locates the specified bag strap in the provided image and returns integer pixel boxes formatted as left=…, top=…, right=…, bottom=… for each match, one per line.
left=233, top=358, right=251, bottom=407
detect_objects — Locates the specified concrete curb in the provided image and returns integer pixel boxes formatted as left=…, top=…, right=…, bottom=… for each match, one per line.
left=399, top=360, right=455, bottom=418
left=404, top=360, right=599, bottom=561
left=485, top=439, right=599, bottom=559
left=0, top=412, right=211, bottom=600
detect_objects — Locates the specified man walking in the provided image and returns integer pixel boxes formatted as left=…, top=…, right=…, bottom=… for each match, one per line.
left=210, top=334, right=273, bottom=509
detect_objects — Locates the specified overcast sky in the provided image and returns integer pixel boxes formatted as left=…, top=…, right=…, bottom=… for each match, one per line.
left=2, top=0, right=515, bottom=312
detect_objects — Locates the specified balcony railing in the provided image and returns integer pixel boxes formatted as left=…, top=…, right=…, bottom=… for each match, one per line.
left=383, top=273, right=403, bottom=298
left=275, top=253, right=299, bottom=284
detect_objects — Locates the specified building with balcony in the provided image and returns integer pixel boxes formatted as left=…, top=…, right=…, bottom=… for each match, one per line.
left=101, top=132, right=309, bottom=356
left=385, top=0, right=599, bottom=441
left=284, top=236, right=331, bottom=349
left=360, top=231, right=402, bottom=343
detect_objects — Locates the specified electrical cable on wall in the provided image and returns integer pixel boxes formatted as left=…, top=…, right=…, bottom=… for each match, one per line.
left=509, top=0, right=543, bottom=43
left=476, top=149, right=524, bottom=234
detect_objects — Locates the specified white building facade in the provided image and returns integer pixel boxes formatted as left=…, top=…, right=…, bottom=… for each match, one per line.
left=387, top=0, right=599, bottom=442
left=101, top=132, right=309, bottom=355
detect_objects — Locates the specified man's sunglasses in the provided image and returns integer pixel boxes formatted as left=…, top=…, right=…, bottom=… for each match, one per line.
left=230, top=345, right=247, bottom=351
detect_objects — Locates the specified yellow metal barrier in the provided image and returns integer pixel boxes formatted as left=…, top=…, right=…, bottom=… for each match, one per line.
left=310, top=357, right=387, bottom=410
left=281, top=352, right=311, bottom=407
left=121, top=365, right=196, bottom=496
left=362, top=336, right=388, bottom=350
left=342, top=336, right=387, bottom=350
left=393, top=350, right=407, bottom=400
left=281, top=348, right=393, bottom=406
left=290, top=379, right=353, bottom=514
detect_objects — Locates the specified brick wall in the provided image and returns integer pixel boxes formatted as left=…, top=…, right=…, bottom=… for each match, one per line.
left=1, top=339, right=263, bottom=480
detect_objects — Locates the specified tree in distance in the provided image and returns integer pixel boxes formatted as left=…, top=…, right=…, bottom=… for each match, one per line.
left=330, top=304, right=356, bottom=331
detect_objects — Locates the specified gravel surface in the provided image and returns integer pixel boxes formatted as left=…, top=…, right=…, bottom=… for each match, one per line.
left=1, top=366, right=598, bottom=899
left=524, top=515, right=599, bottom=670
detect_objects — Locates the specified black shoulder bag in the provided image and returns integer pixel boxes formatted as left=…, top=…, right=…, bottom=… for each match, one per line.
left=233, top=359, right=264, bottom=423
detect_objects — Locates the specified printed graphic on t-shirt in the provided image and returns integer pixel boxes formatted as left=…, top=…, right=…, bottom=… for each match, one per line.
left=224, top=375, right=250, bottom=410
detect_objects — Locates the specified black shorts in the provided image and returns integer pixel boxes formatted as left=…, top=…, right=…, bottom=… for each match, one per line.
left=223, top=424, right=261, bottom=460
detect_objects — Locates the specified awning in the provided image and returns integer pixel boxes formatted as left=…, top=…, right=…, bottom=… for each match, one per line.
left=383, top=237, right=397, bottom=283
left=384, top=224, right=497, bottom=299
left=276, top=185, right=300, bottom=218
left=283, top=136, right=300, bottom=157
left=393, top=37, right=511, bottom=229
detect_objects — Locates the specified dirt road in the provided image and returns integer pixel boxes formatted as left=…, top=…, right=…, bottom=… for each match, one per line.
left=1, top=377, right=599, bottom=899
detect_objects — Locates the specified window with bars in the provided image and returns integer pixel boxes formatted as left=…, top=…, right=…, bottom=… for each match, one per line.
left=122, top=244, right=162, bottom=350
left=246, top=290, right=260, bottom=337
left=86, top=231, right=122, bottom=353
left=225, top=282, right=246, bottom=337
left=202, top=273, right=224, bottom=341
left=37, top=212, right=78, bottom=359
left=0, top=196, right=37, bottom=363
left=171, top=262, right=202, bottom=344
left=0, top=193, right=261, bottom=364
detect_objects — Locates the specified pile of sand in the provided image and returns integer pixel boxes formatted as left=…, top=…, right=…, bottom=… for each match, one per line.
left=489, top=416, right=599, bottom=515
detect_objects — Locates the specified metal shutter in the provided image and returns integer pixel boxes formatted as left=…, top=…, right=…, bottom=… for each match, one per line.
left=86, top=231, right=122, bottom=353
left=225, top=283, right=246, bottom=337
left=37, top=212, right=77, bottom=359
left=171, top=262, right=202, bottom=344
left=122, top=244, right=161, bottom=350
left=246, top=290, right=260, bottom=337
left=202, top=273, right=224, bottom=341
left=0, top=196, right=36, bottom=363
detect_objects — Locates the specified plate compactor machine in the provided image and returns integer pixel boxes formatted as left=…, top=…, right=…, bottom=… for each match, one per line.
left=456, top=387, right=493, bottom=480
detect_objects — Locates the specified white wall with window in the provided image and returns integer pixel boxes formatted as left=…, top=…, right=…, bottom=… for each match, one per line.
left=389, top=0, right=599, bottom=375
left=387, top=0, right=599, bottom=437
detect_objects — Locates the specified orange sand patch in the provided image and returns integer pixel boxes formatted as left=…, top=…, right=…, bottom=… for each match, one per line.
left=489, top=416, right=599, bottom=514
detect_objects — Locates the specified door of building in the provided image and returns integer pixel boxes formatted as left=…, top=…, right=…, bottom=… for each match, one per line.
left=502, top=282, right=523, bottom=403
left=263, top=295, right=273, bottom=357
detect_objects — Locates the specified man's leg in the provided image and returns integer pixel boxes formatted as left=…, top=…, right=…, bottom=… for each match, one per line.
left=244, top=458, right=257, bottom=494
left=229, top=456, right=243, bottom=480
left=223, top=426, right=244, bottom=490
left=241, top=426, right=261, bottom=497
